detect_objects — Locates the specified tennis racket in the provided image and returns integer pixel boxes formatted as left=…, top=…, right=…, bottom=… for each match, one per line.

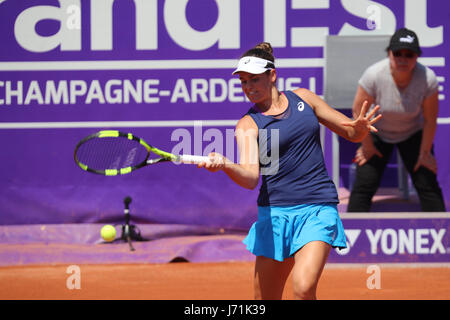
left=74, top=130, right=210, bottom=176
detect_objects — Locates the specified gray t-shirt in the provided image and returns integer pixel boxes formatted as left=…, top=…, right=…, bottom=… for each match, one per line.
left=359, top=58, right=438, bottom=143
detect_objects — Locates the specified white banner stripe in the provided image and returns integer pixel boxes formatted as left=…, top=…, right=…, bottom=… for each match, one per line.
left=339, top=212, right=450, bottom=219
left=438, top=117, right=450, bottom=124
left=2, top=118, right=450, bottom=129
left=0, top=57, right=444, bottom=71
left=418, top=57, right=446, bottom=67
left=0, top=58, right=324, bottom=71
left=0, top=120, right=239, bottom=129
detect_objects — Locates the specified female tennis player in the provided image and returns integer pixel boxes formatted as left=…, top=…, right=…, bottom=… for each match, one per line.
left=198, top=42, right=381, bottom=300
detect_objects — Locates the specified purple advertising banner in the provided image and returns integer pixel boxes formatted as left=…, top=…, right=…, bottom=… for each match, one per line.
left=1, top=1, right=449, bottom=227
left=0, top=214, right=447, bottom=265
left=330, top=213, right=450, bottom=263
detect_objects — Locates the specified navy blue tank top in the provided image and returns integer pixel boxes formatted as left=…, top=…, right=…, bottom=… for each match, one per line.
left=246, top=90, right=339, bottom=206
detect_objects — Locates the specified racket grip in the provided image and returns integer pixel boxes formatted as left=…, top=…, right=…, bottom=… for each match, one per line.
left=178, top=154, right=211, bottom=164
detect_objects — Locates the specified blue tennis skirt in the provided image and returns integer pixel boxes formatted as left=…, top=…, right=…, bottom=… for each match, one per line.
left=243, top=203, right=347, bottom=262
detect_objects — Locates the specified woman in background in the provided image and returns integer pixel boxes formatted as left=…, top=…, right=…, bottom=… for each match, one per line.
left=347, top=28, right=445, bottom=212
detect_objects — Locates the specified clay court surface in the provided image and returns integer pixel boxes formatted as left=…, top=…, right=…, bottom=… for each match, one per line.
left=1, top=262, right=449, bottom=300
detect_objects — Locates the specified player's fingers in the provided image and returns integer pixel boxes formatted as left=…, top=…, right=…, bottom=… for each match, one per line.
left=366, top=105, right=380, bottom=119
left=370, top=114, right=382, bottom=124
left=207, top=153, right=218, bottom=166
left=197, top=161, right=206, bottom=168
left=209, top=152, right=224, bottom=163
left=359, top=100, right=369, bottom=118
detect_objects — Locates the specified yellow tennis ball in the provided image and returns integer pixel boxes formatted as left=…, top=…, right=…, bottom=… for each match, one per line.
left=101, top=225, right=116, bottom=242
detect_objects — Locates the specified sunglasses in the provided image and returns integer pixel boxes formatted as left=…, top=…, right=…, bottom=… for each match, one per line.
left=393, top=51, right=416, bottom=58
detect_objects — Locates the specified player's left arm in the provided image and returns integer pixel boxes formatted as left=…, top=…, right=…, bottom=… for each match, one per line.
left=294, top=88, right=381, bottom=143
left=414, top=91, right=439, bottom=173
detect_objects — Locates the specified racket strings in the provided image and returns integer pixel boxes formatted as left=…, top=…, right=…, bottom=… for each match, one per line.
left=76, top=137, right=148, bottom=171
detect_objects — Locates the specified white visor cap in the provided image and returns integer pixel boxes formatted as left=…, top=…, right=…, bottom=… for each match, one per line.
left=232, top=56, right=275, bottom=75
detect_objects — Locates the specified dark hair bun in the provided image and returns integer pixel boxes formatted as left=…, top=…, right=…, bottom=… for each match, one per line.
left=241, top=42, right=275, bottom=62
left=254, top=42, right=273, bottom=55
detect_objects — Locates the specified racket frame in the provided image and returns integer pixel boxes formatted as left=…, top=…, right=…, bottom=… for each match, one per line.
left=74, top=130, right=208, bottom=176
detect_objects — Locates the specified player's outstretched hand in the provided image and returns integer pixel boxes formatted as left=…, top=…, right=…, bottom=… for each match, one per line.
left=342, top=100, right=382, bottom=141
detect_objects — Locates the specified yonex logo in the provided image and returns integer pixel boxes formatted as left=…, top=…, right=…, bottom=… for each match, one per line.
left=335, top=228, right=447, bottom=256
left=399, top=35, right=414, bottom=43
left=336, top=229, right=361, bottom=255
left=297, top=101, right=304, bottom=111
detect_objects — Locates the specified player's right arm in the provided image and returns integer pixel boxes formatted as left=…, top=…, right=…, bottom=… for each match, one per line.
left=199, top=115, right=260, bottom=190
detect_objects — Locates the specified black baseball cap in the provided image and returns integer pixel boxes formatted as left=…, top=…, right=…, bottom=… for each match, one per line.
left=387, top=28, right=422, bottom=56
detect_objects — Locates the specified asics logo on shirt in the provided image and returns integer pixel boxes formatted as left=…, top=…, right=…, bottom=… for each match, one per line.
left=297, top=101, right=305, bottom=111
